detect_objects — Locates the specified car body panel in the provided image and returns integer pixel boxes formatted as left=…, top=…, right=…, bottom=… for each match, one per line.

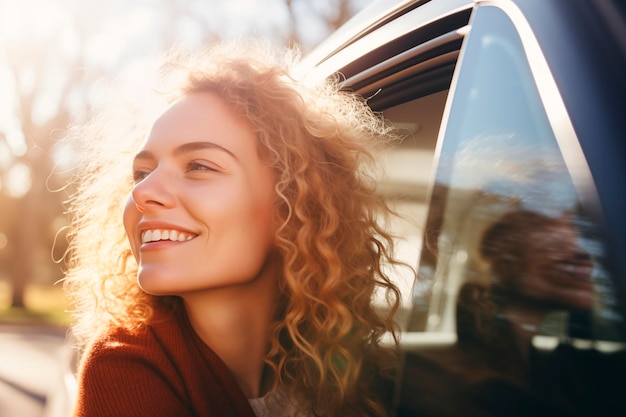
left=300, top=0, right=473, bottom=84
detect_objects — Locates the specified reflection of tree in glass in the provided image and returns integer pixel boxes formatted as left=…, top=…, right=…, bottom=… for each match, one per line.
left=450, top=132, right=577, bottom=216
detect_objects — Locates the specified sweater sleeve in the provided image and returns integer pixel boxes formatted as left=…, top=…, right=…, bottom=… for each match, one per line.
left=72, top=329, right=195, bottom=417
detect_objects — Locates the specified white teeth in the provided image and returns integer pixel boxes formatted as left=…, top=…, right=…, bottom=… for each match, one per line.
left=141, top=229, right=195, bottom=243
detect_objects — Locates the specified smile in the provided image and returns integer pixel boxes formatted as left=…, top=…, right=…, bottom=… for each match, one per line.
left=141, top=229, right=196, bottom=243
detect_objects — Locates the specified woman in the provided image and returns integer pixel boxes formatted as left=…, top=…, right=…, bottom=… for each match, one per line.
left=63, top=39, right=403, bottom=417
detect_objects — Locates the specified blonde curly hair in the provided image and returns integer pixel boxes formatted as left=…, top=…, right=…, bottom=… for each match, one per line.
left=64, top=39, right=404, bottom=417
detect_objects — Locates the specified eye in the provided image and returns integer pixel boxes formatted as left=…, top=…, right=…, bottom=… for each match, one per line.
left=132, top=168, right=151, bottom=183
left=186, top=160, right=219, bottom=173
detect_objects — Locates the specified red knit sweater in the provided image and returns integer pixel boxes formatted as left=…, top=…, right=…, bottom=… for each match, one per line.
left=72, top=306, right=257, bottom=417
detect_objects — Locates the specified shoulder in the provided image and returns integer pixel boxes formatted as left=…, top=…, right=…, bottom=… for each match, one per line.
left=73, top=315, right=196, bottom=417
left=78, top=305, right=246, bottom=382
left=73, top=307, right=256, bottom=417
left=78, top=309, right=193, bottom=377
left=77, top=313, right=187, bottom=386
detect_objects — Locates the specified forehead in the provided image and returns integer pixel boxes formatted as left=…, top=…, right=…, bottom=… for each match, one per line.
left=528, top=221, right=577, bottom=248
left=143, top=92, right=258, bottom=156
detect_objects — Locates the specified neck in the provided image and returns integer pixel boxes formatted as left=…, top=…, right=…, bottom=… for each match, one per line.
left=503, top=303, right=547, bottom=363
left=182, top=257, right=280, bottom=399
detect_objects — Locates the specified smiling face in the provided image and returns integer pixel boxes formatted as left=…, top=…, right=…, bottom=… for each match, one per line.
left=522, top=221, right=594, bottom=310
left=123, top=92, right=278, bottom=296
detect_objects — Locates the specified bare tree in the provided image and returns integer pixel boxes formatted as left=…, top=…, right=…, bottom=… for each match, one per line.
left=2, top=38, right=80, bottom=307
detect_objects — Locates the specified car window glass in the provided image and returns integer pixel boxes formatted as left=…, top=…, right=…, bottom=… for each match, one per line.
left=410, top=5, right=625, bottom=342
left=398, top=5, right=625, bottom=416
left=373, top=90, right=448, bottom=329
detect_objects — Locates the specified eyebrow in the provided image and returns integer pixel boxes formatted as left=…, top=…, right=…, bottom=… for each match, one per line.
left=133, top=141, right=238, bottom=161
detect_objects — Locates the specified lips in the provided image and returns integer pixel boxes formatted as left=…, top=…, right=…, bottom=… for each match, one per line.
left=141, top=229, right=196, bottom=243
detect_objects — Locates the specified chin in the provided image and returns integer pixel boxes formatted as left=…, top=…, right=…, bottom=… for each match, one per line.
left=137, top=273, right=177, bottom=296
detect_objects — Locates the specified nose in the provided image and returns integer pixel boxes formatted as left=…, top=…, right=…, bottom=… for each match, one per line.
left=131, top=168, right=176, bottom=212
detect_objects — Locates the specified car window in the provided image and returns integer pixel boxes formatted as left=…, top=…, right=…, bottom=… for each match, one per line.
left=395, top=4, right=626, bottom=417
left=374, top=90, right=448, bottom=328
left=410, top=2, right=625, bottom=341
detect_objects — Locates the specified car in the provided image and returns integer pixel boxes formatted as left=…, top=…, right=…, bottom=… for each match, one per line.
left=302, top=0, right=625, bottom=416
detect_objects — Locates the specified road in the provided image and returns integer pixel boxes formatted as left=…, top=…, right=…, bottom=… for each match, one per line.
left=0, top=324, right=76, bottom=417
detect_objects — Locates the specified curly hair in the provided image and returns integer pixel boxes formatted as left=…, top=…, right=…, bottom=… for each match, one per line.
left=64, top=39, right=403, bottom=417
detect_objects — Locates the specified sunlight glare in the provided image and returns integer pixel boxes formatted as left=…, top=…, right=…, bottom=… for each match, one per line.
left=5, top=162, right=32, bottom=198
left=84, top=7, right=157, bottom=70
left=31, top=65, right=69, bottom=126
left=0, top=0, right=71, bottom=42
left=0, top=50, right=25, bottom=156
left=3, top=126, right=27, bottom=157
left=212, top=0, right=290, bottom=39
left=0, top=141, right=10, bottom=170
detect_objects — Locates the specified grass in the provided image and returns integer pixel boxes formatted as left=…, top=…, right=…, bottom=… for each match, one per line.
left=0, top=281, right=72, bottom=327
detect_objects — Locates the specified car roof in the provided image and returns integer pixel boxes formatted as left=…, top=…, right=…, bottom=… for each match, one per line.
left=301, top=0, right=474, bottom=71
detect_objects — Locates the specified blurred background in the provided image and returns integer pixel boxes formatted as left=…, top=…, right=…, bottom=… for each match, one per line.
left=0, top=0, right=370, bottom=325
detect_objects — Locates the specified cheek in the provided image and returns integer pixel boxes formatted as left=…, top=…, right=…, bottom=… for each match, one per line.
left=252, top=187, right=277, bottom=240
left=219, top=174, right=276, bottom=230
